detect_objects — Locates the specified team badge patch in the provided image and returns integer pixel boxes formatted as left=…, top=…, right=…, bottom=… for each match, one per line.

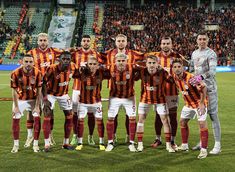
left=30, top=77, right=36, bottom=84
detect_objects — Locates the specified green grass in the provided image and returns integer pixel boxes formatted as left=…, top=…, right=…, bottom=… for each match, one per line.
left=0, top=71, right=235, bottom=172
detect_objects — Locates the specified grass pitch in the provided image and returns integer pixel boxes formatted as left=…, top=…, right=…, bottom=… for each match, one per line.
left=0, top=71, right=235, bottom=172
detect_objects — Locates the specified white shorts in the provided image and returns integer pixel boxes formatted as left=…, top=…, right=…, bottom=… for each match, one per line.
left=78, top=102, right=102, bottom=119
left=108, top=97, right=136, bottom=118
left=166, top=95, right=179, bottom=109
left=138, top=102, right=169, bottom=116
left=12, top=100, right=39, bottom=119
left=72, top=90, right=80, bottom=112
left=48, top=94, right=72, bottom=111
left=181, top=106, right=208, bottom=122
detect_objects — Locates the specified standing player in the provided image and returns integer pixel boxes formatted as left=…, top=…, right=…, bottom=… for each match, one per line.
left=24, top=33, right=62, bottom=148
left=147, top=37, right=187, bottom=149
left=70, top=35, right=102, bottom=146
left=75, top=56, right=109, bottom=151
left=42, top=51, right=76, bottom=151
left=10, top=54, right=42, bottom=153
left=136, top=55, right=175, bottom=153
left=104, top=34, right=144, bottom=143
left=172, top=58, right=209, bottom=159
left=105, top=53, right=138, bottom=152
left=189, top=31, right=221, bottom=154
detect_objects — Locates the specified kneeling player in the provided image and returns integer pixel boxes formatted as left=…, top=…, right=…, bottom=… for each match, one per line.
left=172, top=58, right=208, bottom=159
left=136, top=55, right=175, bottom=153
left=10, top=54, right=42, bottom=153
left=75, top=56, right=109, bottom=151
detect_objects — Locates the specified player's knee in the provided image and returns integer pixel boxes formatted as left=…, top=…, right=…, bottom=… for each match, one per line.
left=180, top=119, right=187, bottom=127
left=13, top=112, right=21, bottom=119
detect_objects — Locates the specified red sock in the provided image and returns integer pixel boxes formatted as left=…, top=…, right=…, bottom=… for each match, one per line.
left=96, top=119, right=104, bottom=138
left=26, top=119, right=34, bottom=129
left=125, top=115, right=129, bottom=135
left=165, top=132, right=171, bottom=142
left=181, top=124, right=189, bottom=144
left=200, top=128, right=208, bottom=149
left=77, top=119, right=84, bottom=138
left=155, top=112, right=162, bottom=136
left=43, top=116, right=51, bottom=139
left=33, top=116, right=41, bottom=140
left=137, top=132, right=143, bottom=142
left=88, top=113, right=95, bottom=135
left=73, top=113, right=78, bottom=135
left=64, top=114, right=73, bottom=139
left=50, top=117, right=54, bottom=131
left=114, top=115, right=118, bottom=134
left=106, top=120, right=114, bottom=141
left=129, top=118, right=136, bottom=142
left=12, top=118, right=20, bottom=140
left=169, top=111, right=178, bottom=137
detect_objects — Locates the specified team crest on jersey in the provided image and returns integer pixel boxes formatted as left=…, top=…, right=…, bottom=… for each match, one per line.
left=111, top=72, right=116, bottom=78
left=30, top=76, right=36, bottom=84
left=87, top=78, right=91, bottom=85
left=48, top=53, right=53, bottom=60
left=184, top=84, right=189, bottom=90
left=126, top=72, right=130, bottom=79
left=56, top=73, right=61, bottom=79
left=18, top=77, right=22, bottom=82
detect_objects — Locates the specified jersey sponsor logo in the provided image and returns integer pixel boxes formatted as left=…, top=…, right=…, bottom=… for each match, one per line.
left=58, top=81, right=69, bottom=86
left=40, top=62, right=50, bottom=68
left=146, top=86, right=157, bottom=91
left=115, top=81, right=127, bottom=85
left=86, top=86, right=95, bottom=90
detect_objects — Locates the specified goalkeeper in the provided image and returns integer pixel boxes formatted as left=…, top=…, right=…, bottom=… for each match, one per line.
left=189, top=31, right=221, bottom=154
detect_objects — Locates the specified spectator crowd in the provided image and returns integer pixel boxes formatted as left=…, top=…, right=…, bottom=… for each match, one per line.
left=101, top=2, right=235, bottom=64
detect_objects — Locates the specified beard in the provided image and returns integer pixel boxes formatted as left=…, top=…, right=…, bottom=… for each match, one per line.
left=25, top=66, right=32, bottom=73
left=61, top=63, right=70, bottom=71
left=82, top=45, right=90, bottom=50
left=148, top=68, right=156, bottom=74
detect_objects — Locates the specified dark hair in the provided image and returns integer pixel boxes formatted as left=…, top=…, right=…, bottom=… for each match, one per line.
left=59, top=51, right=71, bottom=58
left=23, top=54, right=33, bottom=58
left=197, top=31, right=208, bottom=37
left=161, top=36, right=171, bottom=41
left=172, top=58, right=183, bottom=65
left=82, top=35, right=91, bottom=39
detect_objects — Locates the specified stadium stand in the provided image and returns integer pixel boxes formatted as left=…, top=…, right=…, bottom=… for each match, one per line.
left=101, top=1, right=235, bottom=65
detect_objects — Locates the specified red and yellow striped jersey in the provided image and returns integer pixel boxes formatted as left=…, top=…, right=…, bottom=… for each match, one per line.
left=146, top=51, right=184, bottom=96
left=71, top=48, right=102, bottom=90
left=136, top=68, right=169, bottom=104
left=11, top=67, right=42, bottom=100
left=173, top=72, right=207, bottom=108
left=27, top=47, right=63, bottom=76
left=104, top=48, right=144, bottom=70
left=109, top=65, right=138, bottom=98
left=44, top=63, right=77, bottom=96
left=78, top=68, right=110, bottom=104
